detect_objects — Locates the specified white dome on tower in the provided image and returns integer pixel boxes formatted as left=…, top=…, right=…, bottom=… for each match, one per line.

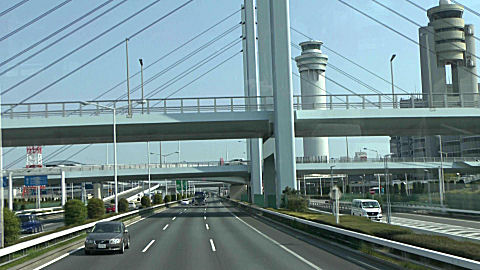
left=439, top=0, right=452, bottom=5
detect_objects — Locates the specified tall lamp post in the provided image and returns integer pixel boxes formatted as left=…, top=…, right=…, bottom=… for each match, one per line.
left=330, top=165, right=335, bottom=215
left=437, top=135, right=445, bottom=207
left=363, top=147, right=379, bottom=159
left=384, top=154, right=393, bottom=224
left=390, top=54, right=397, bottom=108
left=82, top=101, right=119, bottom=213
left=147, top=141, right=151, bottom=198
left=139, top=59, right=144, bottom=114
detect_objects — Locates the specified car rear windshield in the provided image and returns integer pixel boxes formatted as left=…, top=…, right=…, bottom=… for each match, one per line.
left=361, top=201, right=380, bottom=208
left=92, top=223, right=121, bottom=233
left=19, top=216, right=30, bottom=223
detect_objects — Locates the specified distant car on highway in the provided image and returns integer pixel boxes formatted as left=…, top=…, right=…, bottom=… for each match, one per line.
left=180, top=199, right=190, bottom=205
left=105, top=205, right=115, bottom=213
left=227, top=158, right=247, bottom=165
left=84, top=221, right=130, bottom=254
left=18, top=214, right=43, bottom=234
left=351, top=199, right=382, bottom=221
left=128, top=202, right=137, bottom=210
left=193, top=191, right=206, bottom=206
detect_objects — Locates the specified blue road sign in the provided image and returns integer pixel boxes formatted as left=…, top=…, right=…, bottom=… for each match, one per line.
left=2, top=177, right=7, bottom=188
left=24, top=175, right=48, bottom=186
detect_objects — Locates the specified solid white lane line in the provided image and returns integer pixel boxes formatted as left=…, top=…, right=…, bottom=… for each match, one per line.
left=33, top=246, right=84, bottom=270
left=172, top=217, right=176, bottom=221
left=204, top=216, right=206, bottom=220
left=142, top=240, right=155, bottom=253
left=230, top=212, right=321, bottom=270
left=206, top=224, right=209, bottom=230
left=163, top=224, right=169, bottom=230
left=209, top=239, right=216, bottom=252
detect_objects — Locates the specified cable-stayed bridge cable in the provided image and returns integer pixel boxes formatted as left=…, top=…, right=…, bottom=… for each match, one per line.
left=0, top=0, right=114, bottom=68
left=0, top=0, right=127, bottom=76
left=1, top=0, right=193, bottom=97
left=2, top=0, right=194, bottom=112
left=92, top=8, right=240, bottom=101
left=0, top=0, right=31, bottom=18
left=0, top=0, right=72, bottom=43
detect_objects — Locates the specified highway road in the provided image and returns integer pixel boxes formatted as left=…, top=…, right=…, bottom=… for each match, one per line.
left=40, top=197, right=392, bottom=270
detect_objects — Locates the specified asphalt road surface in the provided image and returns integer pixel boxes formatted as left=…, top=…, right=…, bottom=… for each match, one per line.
left=41, top=198, right=393, bottom=270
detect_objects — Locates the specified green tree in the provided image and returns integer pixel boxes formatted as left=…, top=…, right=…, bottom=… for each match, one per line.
left=4, top=208, right=20, bottom=246
left=164, top=195, right=171, bottom=203
left=64, top=199, right=87, bottom=225
left=153, top=194, right=163, bottom=204
left=87, top=198, right=104, bottom=219
left=141, top=196, right=151, bottom=208
left=118, top=198, right=129, bottom=213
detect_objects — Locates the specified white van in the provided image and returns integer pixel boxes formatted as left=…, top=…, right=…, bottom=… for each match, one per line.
left=351, top=199, right=382, bottom=221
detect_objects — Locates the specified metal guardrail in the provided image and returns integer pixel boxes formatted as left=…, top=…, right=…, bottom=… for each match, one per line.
left=227, top=198, right=480, bottom=269
left=0, top=200, right=179, bottom=261
left=309, top=199, right=480, bottom=217
left=2, top=93, right=480, bottom=119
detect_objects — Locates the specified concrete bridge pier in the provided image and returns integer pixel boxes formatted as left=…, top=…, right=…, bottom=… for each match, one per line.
left=61, top=171, right=66, bottom=206
left=93, top=183, right=102, bottom=199
left=230, top=184, right=247, bottom=200
left=263, top=155, right=277, bottom=208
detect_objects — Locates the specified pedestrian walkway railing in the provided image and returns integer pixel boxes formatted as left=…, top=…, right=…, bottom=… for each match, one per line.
left=6, top=161, right=249, bottom=175
left=3, top=93, right=480, bottom=119
left=297, top=156, right=480, bottom=163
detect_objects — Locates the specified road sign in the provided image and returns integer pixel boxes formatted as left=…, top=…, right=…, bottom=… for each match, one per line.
left=1, top=177, right=7, bottom=188
left=176, top=180, right=188, bottom=192
left=24, top=175, right=47, bottom=186
left=329, top=186, right=342, bottom=200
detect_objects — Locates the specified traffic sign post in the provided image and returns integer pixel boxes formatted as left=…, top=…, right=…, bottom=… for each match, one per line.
left=24, top=175, right=48, bottom=186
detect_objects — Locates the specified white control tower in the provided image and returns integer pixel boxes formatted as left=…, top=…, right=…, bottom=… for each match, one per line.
left=295, top=41, right=329, bottom=161
left=420, top=0, right=478, bottom=105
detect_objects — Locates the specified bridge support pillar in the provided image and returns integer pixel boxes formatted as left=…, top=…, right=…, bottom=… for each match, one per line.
left=230, top=184, right=247, bottom=201
left=242, top=0, right=263, bottom=204
left=258, top=0, right=297, bottom=208
left=93, top=183, right=102, bottom=199
left=61, top=171, right=66, bottom=206
left=263, top=155, right=276, bottom=208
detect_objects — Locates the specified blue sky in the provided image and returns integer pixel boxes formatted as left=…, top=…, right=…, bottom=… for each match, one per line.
left=1, top=0, right=479, bottom=168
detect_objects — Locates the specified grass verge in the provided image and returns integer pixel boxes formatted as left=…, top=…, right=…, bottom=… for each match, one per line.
left=273, top=209, right=480, bottom=261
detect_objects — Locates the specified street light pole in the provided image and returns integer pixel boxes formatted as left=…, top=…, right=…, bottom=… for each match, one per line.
left=390, top=54, right=397, bottom=108
left=147, top=141, right=151, bottom=198
left=437, top=135, right=445, bottom=206
left=139, top=58, right=144, bottom=114
left=330, top=165, right=335, bottom=215
left=384, top=154, right=392, bottom=224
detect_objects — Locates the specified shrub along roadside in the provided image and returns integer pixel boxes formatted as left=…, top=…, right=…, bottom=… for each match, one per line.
left=4, top=208, right=20, bottom=245
left=153, top=194, right=163, bottom=205
left=118, top=198, right=128, bottom=213
left=64, top=199, right=87, bottom=226
left=141, top=196, right=151, bottom=208
left=87, top=198, right=104, bottom=219
left=275, top=209, right=480, bottom=261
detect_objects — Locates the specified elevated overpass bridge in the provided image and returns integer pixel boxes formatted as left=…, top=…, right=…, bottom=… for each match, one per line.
left=3, top=94, right=480, bottom=147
